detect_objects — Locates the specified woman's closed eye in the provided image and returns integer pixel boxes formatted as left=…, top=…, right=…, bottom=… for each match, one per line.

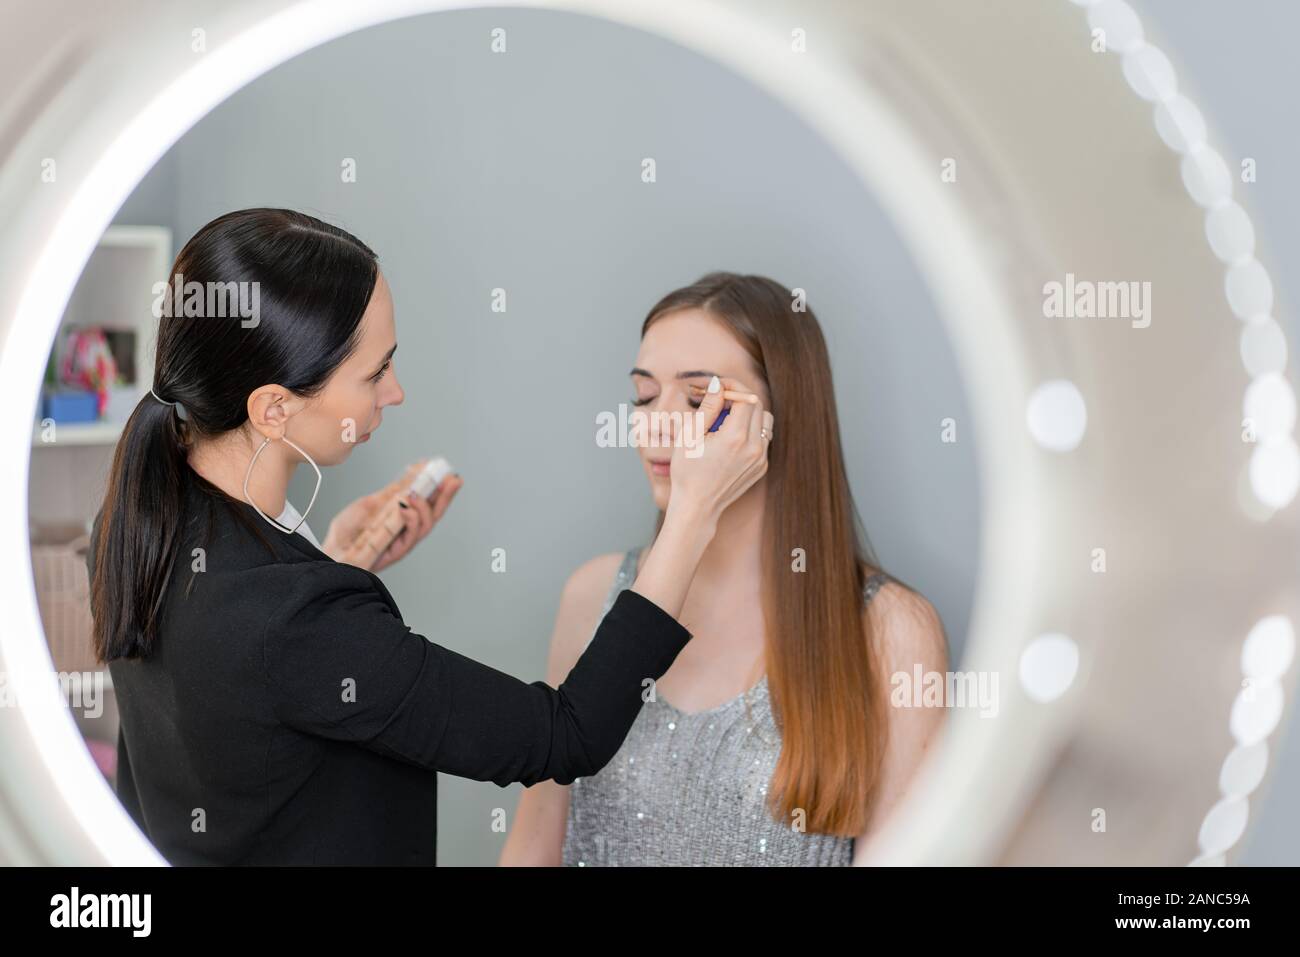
left=371, top=359, right=391, bottom=383
left=631, top=394, right=702, bottom=409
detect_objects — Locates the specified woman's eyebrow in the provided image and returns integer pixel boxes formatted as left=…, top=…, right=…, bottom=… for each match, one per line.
left=628, top=367, right=720, bottom=380
left=373, top=343, right=397, bottom=373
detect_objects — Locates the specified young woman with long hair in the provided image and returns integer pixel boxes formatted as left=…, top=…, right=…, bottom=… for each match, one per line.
left=501, top=272, right=949, bottom=866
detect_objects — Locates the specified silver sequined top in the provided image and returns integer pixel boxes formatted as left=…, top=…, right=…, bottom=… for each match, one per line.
left=562, top=547, right=892, bottom=866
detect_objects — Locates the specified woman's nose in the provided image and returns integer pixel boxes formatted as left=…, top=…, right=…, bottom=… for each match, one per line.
left=383, top=368, right=405, bottom=407
left=652, top=418, right=676, bottom=448
left=654, top=396, right=686, bottom=446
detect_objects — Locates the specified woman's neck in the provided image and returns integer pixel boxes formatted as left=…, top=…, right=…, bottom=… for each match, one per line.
left=188, top=430, right=295, bottom=517
left=688, top=481, right=766, bottom=591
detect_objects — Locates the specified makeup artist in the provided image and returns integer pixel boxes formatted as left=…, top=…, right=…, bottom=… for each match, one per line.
left=86, top=208, right=774, bottom=865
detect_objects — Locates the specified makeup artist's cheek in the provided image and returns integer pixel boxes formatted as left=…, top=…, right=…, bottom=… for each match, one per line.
left=340, top=399, right=366, bottom=438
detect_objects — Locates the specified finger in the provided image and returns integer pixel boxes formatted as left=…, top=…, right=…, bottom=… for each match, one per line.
left=406, top=489, right=436, bottom=537
left=424, top=472, right=460, bottom=506
left=373, top=539, right=401, bottom=572
left=694, top=375, right=727, bottom=435
left=365, top=479, right=398, bottom=505
left=721, top=385, right=757, bottom=438
left=748, top=399, right=767, bottom=444
left=715, top=377, right=758, bottom=399
left=380, top=506, right=420, bottom=560
left=382, top=461, right=426, bottom=499
left=390, top=500, right=421, bottom=548
left=430, top=475, right=463, bottom=523
left=398, top=493, right=429, bottom=534
left=377, top=474, right=409, bottom=503
left=688, top=384, right=758, bottom=404
left=351, top=490, right=385, bottom=518
left=339, top=540, right=368, bottom=568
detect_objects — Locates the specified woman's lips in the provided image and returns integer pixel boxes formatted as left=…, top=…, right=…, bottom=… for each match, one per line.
left=649, top=458, right=670, bottom=477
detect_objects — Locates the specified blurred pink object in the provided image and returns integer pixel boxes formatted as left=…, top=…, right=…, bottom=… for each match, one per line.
left=85, top=738, right=117, bottom=780
left=59, top=327, right=119, bottom=417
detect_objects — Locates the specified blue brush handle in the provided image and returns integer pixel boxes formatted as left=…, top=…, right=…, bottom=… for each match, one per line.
left=708, top=406, right=730, bottom=433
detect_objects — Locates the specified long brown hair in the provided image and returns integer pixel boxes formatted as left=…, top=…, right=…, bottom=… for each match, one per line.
left=643, top=271, right=910, bottom=836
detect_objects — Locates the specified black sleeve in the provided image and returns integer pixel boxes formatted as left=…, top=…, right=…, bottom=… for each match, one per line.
left=261, top=562, right=691, bottom=787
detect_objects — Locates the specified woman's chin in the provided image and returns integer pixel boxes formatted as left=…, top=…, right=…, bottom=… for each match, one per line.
left=650, top=484, right=670, bottom=512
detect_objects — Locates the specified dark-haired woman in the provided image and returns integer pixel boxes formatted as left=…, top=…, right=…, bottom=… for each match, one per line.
left=87, top=209, right=773, bottom=865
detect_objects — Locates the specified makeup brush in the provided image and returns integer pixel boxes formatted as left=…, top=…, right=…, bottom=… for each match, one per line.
left=687, top=382, right=758, bottom=433
left=686, top=382, right=759, bottom=403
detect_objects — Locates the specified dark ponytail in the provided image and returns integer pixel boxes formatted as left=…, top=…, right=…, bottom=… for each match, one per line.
left=91, top=208, right=379, bottom=663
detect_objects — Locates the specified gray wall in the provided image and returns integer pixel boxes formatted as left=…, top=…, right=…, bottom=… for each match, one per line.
left=106, top=1, right=1300, bottom=866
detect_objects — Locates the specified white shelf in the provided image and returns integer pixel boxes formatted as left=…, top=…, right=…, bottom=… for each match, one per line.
left=29, top=225, right=172, bottom=527
left=96, top=225, right=171, bottom=250
left=31, top=421, right=125, bottom=447
left=33, top=225, right=171, bottom=452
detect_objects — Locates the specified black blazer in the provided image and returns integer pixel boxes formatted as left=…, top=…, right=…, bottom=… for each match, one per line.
left=88, top=466, right=691, bottom=865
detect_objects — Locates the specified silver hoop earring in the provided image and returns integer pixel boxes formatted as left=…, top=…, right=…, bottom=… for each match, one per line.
left=243, top=435, right=322, bottom=535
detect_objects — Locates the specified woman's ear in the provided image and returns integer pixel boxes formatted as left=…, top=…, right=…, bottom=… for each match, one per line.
left=247, top=386, right=297, bottom=440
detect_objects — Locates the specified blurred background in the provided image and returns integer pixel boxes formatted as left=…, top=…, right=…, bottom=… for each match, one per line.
left=24, top=0, right=1299, bottom=865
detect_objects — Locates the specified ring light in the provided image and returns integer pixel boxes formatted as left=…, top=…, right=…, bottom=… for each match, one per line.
left=0, top=0, right=1293, bottom=866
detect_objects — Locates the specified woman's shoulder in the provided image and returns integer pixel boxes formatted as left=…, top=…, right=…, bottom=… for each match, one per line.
left=560, top=549, right=638, bottom=608
left=202, top=557, right=383, bottom=616
left=546, top=549, right=642, bottom=680
left=858, top=564, right=949, bottom=671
